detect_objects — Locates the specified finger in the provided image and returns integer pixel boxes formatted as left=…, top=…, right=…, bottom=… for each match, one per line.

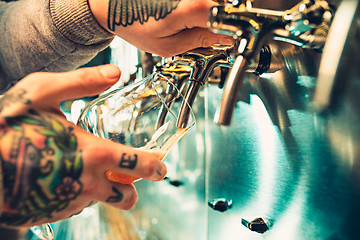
left=97, top=182, right=138, bottom=210
left=171, top=0, right=219, bottom=29
left=155, top=28, right=234, bottom=57
left=22, top=64, right=121, bottom=105
left=54, top=64, right=121, bottom=100
left=79, top=130, right=167, bottom=182
left=136, top=0, right=221, bottom=41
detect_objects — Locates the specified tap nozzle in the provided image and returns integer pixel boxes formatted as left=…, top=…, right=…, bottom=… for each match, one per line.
left=173, top=46, right=233, bottom=129
left=209, top=5, right=285, bottom=125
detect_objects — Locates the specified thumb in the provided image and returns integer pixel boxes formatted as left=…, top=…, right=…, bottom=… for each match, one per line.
left=24, top=64, right=121, bottom=105
left=48, top=64, right=121, bottom=103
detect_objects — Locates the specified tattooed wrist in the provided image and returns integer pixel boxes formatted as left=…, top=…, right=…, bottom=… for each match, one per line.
left=0, top=89, right=31, bottom=114
left=108, top=0, right=181, bottom=31
left=0, top=111, right=83, bottom=226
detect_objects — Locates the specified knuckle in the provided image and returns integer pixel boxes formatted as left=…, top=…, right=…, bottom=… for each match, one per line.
left=82, top=180, right=99, bottom=196
left=85, top=145, right=114, bottom=167
left=199, top=35, right=209, bottom=48
left=195, top=34, right=205, bottom=48
left=154, top=48, right=173, bottom=58
left=190, top=5, right=207, bottom=14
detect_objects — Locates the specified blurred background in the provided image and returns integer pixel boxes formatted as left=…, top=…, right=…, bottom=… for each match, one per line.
left=4, top=0, right=360, bottom=239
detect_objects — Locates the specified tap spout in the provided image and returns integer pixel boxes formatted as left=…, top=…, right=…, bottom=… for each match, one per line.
left=175, top=46, right=233, bottom=129
left=215, top=53, right=249, bottom=125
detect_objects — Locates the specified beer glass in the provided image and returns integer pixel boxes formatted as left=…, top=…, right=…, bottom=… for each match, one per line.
left=78, top=72, right=196, bottom=184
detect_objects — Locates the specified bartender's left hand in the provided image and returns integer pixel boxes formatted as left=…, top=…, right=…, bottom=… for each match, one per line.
left=89, top=0, right=234, bottom=57
left=0, top=65, right=167, bottom=227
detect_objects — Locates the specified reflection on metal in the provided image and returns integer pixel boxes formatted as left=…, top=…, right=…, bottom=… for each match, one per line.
left=313, top=0, right=360, bottom=111
left=208, top=198, right=233, bottom=212
left=208, top=0, right=333, bottom=125
left=241, top=217, right=273, bottom=234
left=253, top=45, right=272, bottom=76
left=164, top=176, right=185, bottom=187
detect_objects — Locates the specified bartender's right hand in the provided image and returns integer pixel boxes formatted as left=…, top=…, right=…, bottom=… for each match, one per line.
left=0, top=64, right=167, bottom=228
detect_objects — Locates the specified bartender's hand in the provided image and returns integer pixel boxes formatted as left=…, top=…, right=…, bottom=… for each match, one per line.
left=0, top=65, right=167, bottom=227
left=89, top=0, right=234, bottom=57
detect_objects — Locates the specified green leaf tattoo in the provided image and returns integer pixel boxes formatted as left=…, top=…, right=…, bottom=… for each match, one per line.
left=107, top=0, right=181, bottom=31
left=0, top=111, right=83, bottom=226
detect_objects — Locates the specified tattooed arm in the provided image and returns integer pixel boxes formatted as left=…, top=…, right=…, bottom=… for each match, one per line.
left=89, top=0, right=234, bottom=57
left=0, top=0, right=114, bottom=90
left=0, top=0, right=232, bottom=90
left=0, top=65, right=167, bottom=227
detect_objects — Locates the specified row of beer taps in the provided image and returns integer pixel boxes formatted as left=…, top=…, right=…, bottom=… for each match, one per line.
left=154, top=0, right=337, bottom=128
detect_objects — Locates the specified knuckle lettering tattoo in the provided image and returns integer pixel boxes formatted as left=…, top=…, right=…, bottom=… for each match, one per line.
left=106, top=186, right=124, bottom=203
left=119, top=153, right=137, bottom=169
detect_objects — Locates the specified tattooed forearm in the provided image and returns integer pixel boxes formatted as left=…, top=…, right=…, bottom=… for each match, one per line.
left=0, top=111, right=83, bottom=226
left=108, top=0, right=181, bottom=31
left=119, top=153, right=137, bottom=169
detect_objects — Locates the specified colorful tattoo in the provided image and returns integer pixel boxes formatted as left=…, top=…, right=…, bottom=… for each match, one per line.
left=106, top=186, right=124, bottom=203
left=0, top=111, right=83, bottom=226
left=119, top=153, right=137, bottom=169
left=0, top=89, right=31, bottom=113
left=107, top=0, right=181, bottom=31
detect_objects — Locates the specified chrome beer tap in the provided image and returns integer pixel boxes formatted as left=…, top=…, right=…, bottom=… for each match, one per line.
left=208, top=0, right=333, bottom=125
left=157, top=46, right=233, bottom=129
left=155, top=61, right=193, bottom=129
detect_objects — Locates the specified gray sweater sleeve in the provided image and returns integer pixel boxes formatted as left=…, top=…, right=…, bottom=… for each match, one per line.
left=0, top=0, right=115, bottom=92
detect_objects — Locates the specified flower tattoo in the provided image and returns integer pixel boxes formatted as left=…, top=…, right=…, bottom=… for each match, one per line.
left=54, top=177, right=82, bottom=201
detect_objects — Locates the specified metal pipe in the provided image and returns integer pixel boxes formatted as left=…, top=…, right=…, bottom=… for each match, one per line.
left=175, top=47, right=233, bottom=128
left=215, top=54, right=250, bottom=125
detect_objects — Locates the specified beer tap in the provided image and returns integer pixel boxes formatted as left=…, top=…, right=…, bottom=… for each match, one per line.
left=153, top=46, right=233, bottom=129
left=155, top=61, right=193, bottom=129
left=208, top=0, right=333, bottom=125
left=161, top=46, right=233, bottom=129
